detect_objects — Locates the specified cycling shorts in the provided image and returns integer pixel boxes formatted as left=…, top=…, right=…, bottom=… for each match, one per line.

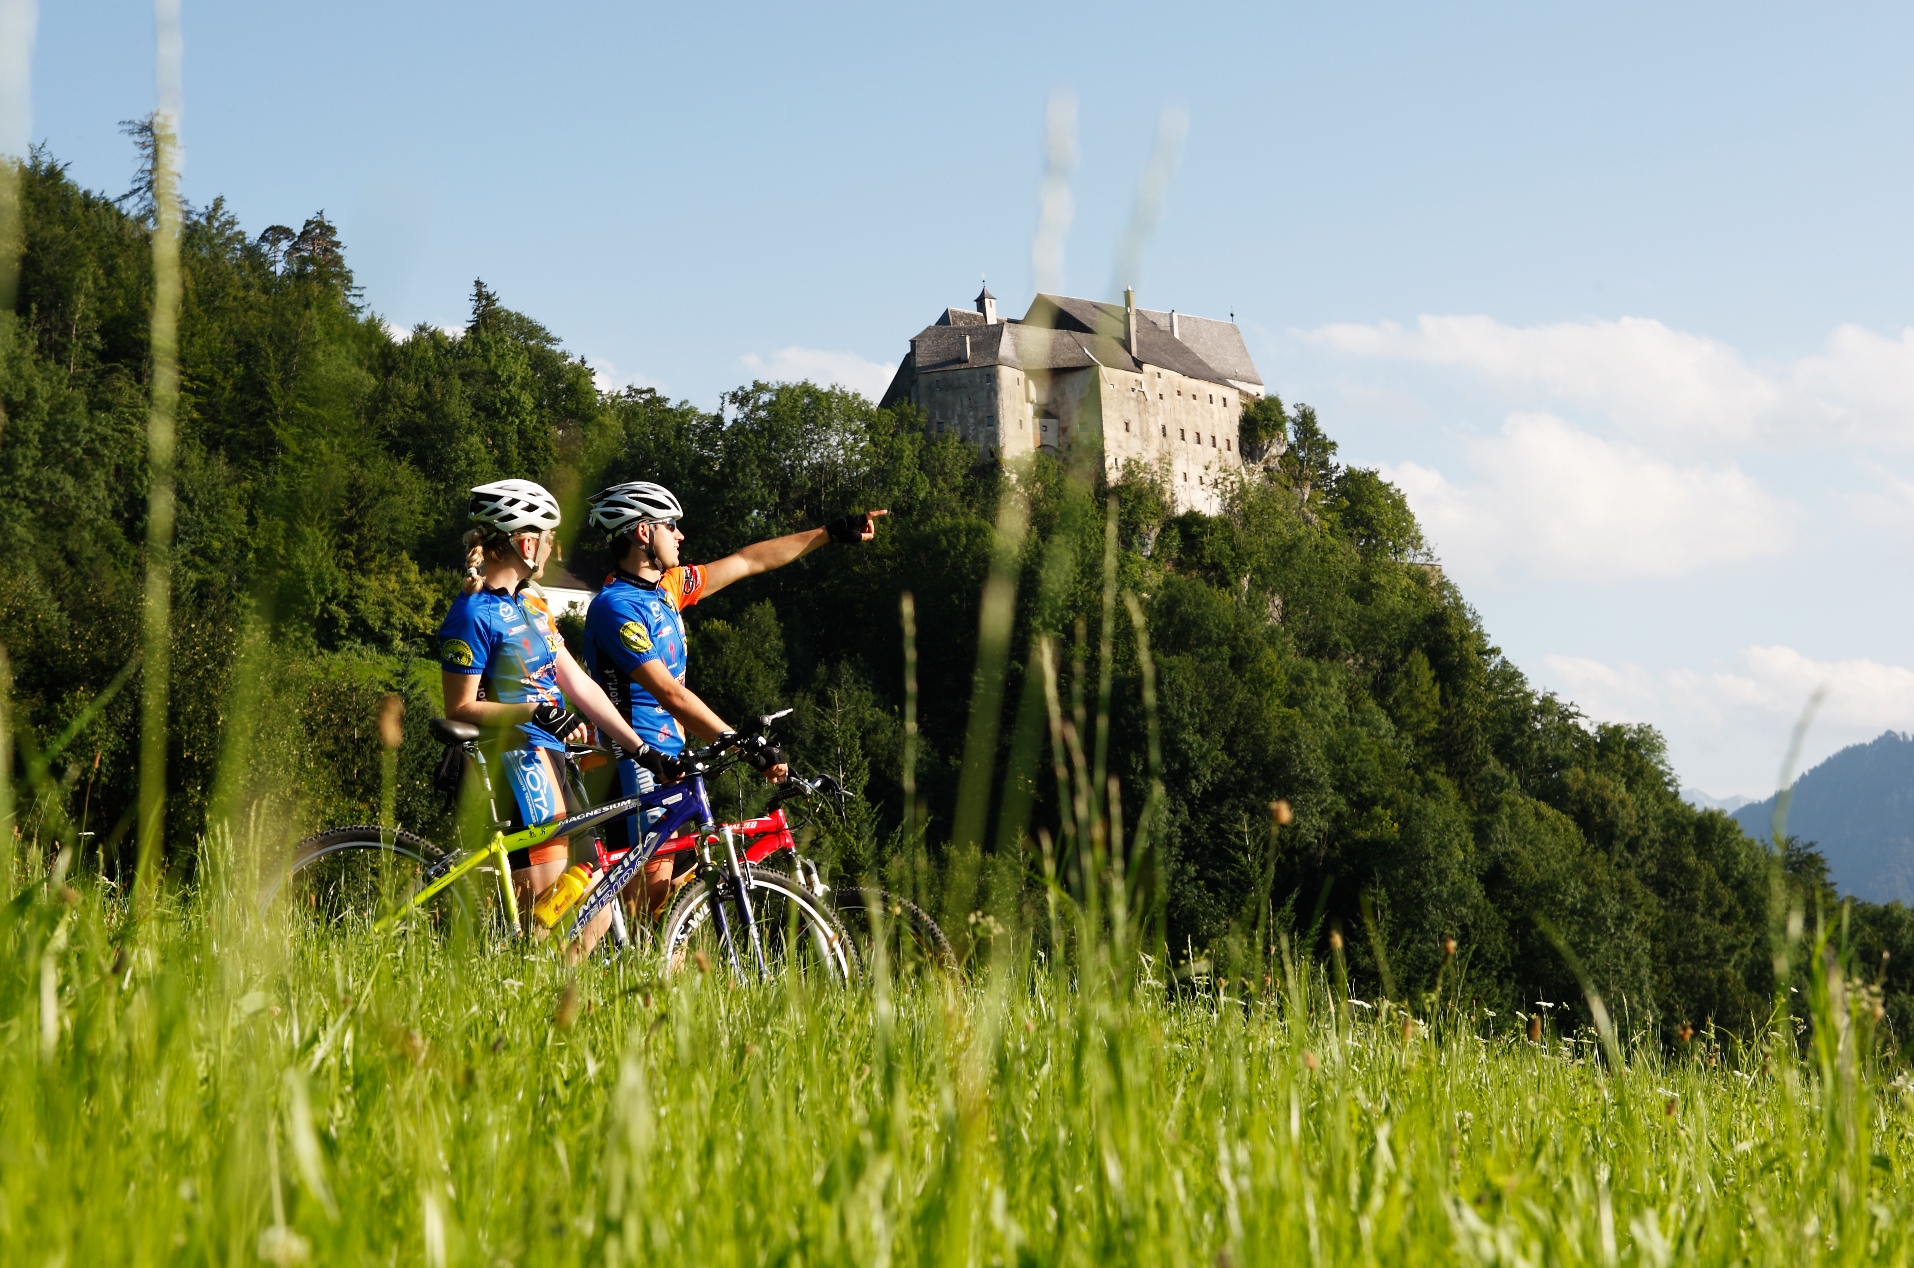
left=499, top=747, right=569, bottom=870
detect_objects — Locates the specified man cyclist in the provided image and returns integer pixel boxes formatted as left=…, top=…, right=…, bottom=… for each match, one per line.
left=582, top=480, right=885, bottom=915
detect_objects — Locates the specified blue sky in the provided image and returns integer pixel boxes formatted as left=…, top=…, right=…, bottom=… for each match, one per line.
left=19, top=2, right=1914, bottom=797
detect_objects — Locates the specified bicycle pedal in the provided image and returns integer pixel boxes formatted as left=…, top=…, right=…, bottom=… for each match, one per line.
left=422, top=853, right=463, bottom=883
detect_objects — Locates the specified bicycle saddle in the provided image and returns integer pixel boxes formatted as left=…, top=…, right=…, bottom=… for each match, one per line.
left=428, top=718, right=481, bottom=745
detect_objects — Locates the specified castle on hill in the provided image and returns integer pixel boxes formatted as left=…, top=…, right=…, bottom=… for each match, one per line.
left=878, top=285, right=1264, bottom=513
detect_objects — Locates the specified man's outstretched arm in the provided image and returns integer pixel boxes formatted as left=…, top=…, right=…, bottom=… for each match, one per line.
left=699, top=509, right=887, bottom=599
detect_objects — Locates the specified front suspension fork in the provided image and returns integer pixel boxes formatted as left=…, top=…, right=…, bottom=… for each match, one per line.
left=492, top=835, right=520, bottom=935
left=701, top=827, right=767, bottom=980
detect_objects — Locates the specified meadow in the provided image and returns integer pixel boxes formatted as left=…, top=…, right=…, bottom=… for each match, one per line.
left=9, top=103, right=1914, bottom=1268
left=2, top=828, right=1907, bottom=1266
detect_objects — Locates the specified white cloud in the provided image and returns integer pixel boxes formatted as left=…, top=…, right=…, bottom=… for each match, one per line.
left=1852, top=460, right=1914, bottom=533
left=1380, top=414, right=1801, bottom=583
left=1313, top=314, right=1812, bottom=446
left=740, top=347, right=896, bottom=402
left=1315, top=313, right=1914, bottom=452
left=1792, top=324, right=1914, bottom=448
left=1544, top=645, right=1914, bottom=796
left=379, top=319, right=464, bottom=343
left=584, top=356, right=656, bottom=394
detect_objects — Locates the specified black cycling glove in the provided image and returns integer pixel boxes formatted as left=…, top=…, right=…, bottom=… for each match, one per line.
left=824, top=512, right=871, bottom=544
left=741, top=735, right=786, bottom=772
left=630, top=743, right=686, bottom=783
left=530, top=702, right=584, bottom=742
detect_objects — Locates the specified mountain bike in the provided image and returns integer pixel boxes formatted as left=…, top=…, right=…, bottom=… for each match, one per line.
left=265, top=712, right=858, bottom=983
left=669, top=770, right=956, bottom=973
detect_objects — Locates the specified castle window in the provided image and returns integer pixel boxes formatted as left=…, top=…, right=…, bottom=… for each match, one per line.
left=1159, top=393, right=1164, bottom=400
left=1179, top=429, right=1186, bottom=441
left=1181, top=471, right=1188, bottom=482
left=1209, top=394, right=1214, bottom=404
left=1225, top=438, right=1231, bottom=451
left=1210, top=434, right=1217, bottom=448
left=1160, top=425, right=1167, bottom=437
left=1124, top=420, right=1131, bottom=433
left=1224, top=397, right=1230, bottom=408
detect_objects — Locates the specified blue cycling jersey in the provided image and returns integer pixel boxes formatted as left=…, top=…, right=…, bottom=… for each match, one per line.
left=583, top=565, right=706, bottom=757
left=438, top=585, right=568, bottom=751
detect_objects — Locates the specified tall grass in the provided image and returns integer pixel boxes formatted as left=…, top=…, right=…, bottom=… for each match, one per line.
left=136, top=12, right=185, bottom=911
left=3, top=858, right=1913, bottom=1264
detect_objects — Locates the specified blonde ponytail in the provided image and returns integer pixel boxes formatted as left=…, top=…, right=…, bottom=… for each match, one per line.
left=462, top=526, right=555, bottom=594
left=461, top=528, right=488, bottom=594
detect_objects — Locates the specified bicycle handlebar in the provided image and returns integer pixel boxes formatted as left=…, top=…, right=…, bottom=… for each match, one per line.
left=556, top=708, right=798, bottom=784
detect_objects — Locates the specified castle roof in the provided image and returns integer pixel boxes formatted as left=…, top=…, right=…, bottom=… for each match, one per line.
left=892, top=292, right=1260, bottom=393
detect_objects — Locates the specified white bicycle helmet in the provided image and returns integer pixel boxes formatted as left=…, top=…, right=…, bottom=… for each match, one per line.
left=588, top=481, right=685, bottom=536
left=469, top=479, right=562, bottom=534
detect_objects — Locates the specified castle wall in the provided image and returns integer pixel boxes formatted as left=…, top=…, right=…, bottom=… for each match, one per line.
left=919, top=365, right=1003, bottom=450
left=1088, top=364, right=1246, bottom=515
left=910, top=347, right=1251, bottom=515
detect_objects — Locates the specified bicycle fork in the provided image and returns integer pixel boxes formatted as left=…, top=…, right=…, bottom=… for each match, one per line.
left=492, top=835, right=521, bottom=934
left=701, top=826, right=768, bottom=980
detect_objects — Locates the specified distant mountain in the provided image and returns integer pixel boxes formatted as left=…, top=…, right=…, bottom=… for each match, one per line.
left=1732, top=731, right=1914, bottom=902
left=1684, top=789, right=1755, bottom=813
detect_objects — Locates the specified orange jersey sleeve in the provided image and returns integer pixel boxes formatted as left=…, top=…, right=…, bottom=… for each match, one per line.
left=659, top=564, right=707, bottom=612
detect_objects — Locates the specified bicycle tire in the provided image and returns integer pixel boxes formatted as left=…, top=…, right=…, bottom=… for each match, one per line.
left=828, top=887, right=957, bottom=973
left=265, top=826, right=497, bottom=934
left=657, top=867, right=858, bottom=983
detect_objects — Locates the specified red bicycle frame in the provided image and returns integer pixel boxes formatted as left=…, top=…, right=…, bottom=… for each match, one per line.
left=587, top=806, right=798, bottom=874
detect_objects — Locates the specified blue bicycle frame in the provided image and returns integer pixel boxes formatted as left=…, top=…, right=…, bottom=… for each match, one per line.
left=563, top=770, right=767, bottom=975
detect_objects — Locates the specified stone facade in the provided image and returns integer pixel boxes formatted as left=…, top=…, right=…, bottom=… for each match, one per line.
left=880, top=287, right=1264, bottom=514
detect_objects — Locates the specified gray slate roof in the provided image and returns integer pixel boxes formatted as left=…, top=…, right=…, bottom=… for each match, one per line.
left=1022, top=294, right=1251, bottom=388
left=883, top=292, right=1262, bottom=405
left=1139, top=309, right=1261, bottom=389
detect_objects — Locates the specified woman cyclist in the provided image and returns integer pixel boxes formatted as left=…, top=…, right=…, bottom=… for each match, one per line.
left=438, top=478, right=652, bottom=946
left=582, top=480, right=884, bottom=915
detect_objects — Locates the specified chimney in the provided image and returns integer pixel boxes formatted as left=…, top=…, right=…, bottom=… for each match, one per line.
left=1124, top=286, right=1138, bottom=359
left=1171, top=309, right=1180, bottom=339
left=976, top=280, right=998, bottom=324
left=964, top=334, right=972, bottom=362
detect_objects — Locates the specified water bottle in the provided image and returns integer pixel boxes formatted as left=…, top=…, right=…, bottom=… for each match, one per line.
left=533, top=864, right=595, bottom=930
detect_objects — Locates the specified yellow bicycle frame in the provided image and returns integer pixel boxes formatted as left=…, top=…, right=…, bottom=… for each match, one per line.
left=371, top=831, right=519, bottom=934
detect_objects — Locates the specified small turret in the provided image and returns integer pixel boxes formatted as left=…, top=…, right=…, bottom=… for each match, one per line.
left=976, top=280, right=998, bottom=324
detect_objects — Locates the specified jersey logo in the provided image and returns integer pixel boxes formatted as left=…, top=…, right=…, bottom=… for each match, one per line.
left=619, top=620, right=653, bottom=654
left=441, top=638, right=475, bottom=667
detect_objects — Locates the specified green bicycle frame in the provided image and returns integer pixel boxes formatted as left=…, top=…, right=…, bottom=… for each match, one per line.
left=370, top=832, right=517, bottom=934
left=368, top=789, right=652, bottom=936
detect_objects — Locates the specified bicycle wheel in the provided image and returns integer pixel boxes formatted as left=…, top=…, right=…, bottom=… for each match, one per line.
left=658, top=867, right=858, bottom=983
left=829, top=887, right=957, bottom=973
left=265, top=826, right=495, bottom=934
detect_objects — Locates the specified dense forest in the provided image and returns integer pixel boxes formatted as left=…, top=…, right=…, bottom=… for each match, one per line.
left=6, top=140, right=1912, bottom=1044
